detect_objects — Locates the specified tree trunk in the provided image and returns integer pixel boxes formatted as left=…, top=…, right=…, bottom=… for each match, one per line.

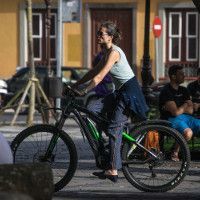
left=26, top=0, right=35, bottom=125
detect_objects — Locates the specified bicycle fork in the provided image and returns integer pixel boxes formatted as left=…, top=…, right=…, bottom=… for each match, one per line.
left=41, top=114, right=67, bottom=162
left=41, top=134, right=60, bottom=162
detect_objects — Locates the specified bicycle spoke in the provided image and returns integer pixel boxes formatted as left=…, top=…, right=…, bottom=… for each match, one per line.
left=13, top=130, right=72, bottom=186
left=122, top=124, right=190, bottom=192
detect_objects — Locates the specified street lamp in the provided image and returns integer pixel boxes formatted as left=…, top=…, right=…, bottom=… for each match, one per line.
left=141, top=0, right=154, bottom=98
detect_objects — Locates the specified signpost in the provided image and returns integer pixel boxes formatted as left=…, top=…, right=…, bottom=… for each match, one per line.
left=153, top=16, right=162, bottom=82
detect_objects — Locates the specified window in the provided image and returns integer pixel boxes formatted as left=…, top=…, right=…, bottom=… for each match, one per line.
left=166, top=9, right=199, bottom=77
left=169, top=12, right=182, bottom=61
left=33, top=13, right=42, bottom=60
left=186, top=12, right=198, bottom=61
left=50, top=13, right=57, bottom=61
left=32, top=10, right=57, bottom=65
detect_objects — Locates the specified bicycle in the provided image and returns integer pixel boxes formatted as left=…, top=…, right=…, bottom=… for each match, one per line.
left=11, top=86, right=190, bottom=192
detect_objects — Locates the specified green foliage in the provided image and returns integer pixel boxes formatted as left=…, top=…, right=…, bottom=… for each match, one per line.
left=147, top=105, right=160, bottom=120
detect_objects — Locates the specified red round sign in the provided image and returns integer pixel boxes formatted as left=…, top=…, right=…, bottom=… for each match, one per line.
left=153, top=16, right=162, bottom=38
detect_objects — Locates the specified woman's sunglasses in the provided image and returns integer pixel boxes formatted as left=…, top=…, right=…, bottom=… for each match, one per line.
left=96, top=31, right=109, bottom=37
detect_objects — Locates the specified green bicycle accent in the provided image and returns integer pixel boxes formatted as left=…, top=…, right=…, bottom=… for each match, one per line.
left=11, top=86, right=191, bottom=193
left=86, top=118, right=136, bottom=143
left=86, top=118, right=100, bottom=140
left=122, top=132, right=136, bottom=142
left=87, top=120, right=136, bottom=143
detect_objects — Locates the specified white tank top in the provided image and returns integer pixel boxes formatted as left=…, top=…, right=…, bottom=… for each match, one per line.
left=109, top=44, right=135, bottom=89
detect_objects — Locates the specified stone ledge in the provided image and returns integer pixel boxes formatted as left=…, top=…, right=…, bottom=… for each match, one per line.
left=0, top=163, right=54, bottom=200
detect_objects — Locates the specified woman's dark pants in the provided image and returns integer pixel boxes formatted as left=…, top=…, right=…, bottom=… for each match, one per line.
left=87, top=93, right=128, bottom=170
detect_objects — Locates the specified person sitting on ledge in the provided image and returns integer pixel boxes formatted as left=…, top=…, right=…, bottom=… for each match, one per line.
left=159, top=65, right=200, bottom=161
left=187, top=68, right=200, bottom=117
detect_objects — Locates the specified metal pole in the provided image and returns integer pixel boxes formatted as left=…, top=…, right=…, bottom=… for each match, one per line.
left=141, top=0, right=154, bottom=95
left=56, top=0, right=63, bottom=108
left=44, top=0, right=52, bottom=77
left=199, top=13, right=200, bottom=69
left=155, top=38, right=159, bottom=82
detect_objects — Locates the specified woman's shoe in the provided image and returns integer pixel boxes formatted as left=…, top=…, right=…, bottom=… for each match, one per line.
left=93, top=171, right=106, bottom=179
left=105, top=174, right=118, bottom=183
left=93, top=171, right=118, bottom=183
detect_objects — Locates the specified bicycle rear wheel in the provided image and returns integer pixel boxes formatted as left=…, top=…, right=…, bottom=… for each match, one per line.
left=11, top=124, right=78, bottom=192
left=122, top=124, right=190, bottom=192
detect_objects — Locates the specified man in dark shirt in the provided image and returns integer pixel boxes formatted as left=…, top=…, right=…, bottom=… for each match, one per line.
left=187, top=68, right=200, bottom=114
left=159, top=65, right=200, bottom=161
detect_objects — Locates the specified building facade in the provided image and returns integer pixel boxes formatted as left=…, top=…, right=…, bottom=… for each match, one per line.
left=0, top=0, right=198, bottom=82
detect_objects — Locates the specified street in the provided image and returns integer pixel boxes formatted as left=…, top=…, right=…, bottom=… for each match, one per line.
left=0, top=112, right=200, bottom=200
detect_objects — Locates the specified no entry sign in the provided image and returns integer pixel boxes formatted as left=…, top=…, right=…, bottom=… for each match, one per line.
left=153, top=16, right=162, bottom=38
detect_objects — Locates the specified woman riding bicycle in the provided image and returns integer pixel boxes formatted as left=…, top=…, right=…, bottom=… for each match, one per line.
left=71, top=21, right=149, bottom=182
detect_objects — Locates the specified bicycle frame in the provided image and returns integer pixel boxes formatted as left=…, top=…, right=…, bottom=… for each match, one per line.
left=11, top=87, right=191, bottom=193
left=44, top=96, right=158, bottom=164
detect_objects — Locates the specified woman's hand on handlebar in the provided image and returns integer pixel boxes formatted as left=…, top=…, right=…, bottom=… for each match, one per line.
left=72, top=87, right=86, bottom=96
left=71, top=83, right=88, bottom=96
left=63, top=84, right=86, bottom=97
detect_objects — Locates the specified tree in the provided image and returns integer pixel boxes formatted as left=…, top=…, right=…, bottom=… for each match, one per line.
left=0, top=0, right=56, bottom=125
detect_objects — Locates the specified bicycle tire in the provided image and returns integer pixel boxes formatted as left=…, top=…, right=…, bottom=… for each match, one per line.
left=11, top=124, right=78, bottom=192
left=122, top=124, right=190, bottom=192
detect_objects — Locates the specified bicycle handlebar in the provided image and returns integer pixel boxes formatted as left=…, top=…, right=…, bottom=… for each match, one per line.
left=64, top=85, right=82, bottom=97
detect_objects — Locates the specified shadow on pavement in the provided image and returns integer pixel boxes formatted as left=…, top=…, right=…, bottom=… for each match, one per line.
left=54, top=190, right=200, bottom=200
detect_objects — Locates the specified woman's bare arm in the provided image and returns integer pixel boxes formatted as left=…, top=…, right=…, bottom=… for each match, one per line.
left=72, top=57, right=106, bottom=88
left=85, top=50, right=119, bottom=92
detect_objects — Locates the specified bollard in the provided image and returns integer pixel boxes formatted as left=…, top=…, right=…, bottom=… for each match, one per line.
left=0, top=163, right=54, bottom=200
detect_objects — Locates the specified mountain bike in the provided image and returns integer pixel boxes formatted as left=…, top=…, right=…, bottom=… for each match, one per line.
left=11, top=86, right=190, bottom=192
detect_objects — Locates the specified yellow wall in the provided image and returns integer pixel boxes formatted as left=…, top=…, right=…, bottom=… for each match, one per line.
left=0, top=0, right=194, bottom=79
left=63, top=23, right=82, bottom=67
left=64, top=0, right=136, bottom=68
left=138, top=0, right=193, bottom=79
left=0, top=0, right=20, bottom=78
left=81, top=0, right=151, bottom=78
left=81, top=0, right=161, bottom=78
left=0, top=0, right=53, bottom=79
left=82, top=0, right=192, bottom=79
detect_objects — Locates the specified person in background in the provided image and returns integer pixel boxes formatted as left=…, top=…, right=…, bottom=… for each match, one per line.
left=0, top=79, right=8, bottom=108
left=187, top=68, right=200, bottom=116
left=71, top=21, right=148, bottom=182
left=159, top=65, right=200, bottom=161
left=0, top=133, right=13, bottom=164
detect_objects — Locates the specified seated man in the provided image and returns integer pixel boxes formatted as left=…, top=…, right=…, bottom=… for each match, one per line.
left=159, top=65, right=200, bottom=161
left=187, top=68, right=200, bottom=115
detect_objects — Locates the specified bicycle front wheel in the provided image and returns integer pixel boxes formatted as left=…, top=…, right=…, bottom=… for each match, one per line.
left=11, top=124, right=78, bottom=192
left=122, top=124, right=190, bottom=192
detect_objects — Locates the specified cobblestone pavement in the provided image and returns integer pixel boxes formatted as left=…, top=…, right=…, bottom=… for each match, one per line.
left=0, top=112, right=200, bottom=199
left=52, top=159, right=200, bottom=200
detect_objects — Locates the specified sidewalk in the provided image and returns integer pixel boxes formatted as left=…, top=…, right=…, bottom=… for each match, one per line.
left=1, top=112, right=200, bottom=199
left=0, top=111, right=76, bottom=134
left=1, top=112, right=200, bottom=168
